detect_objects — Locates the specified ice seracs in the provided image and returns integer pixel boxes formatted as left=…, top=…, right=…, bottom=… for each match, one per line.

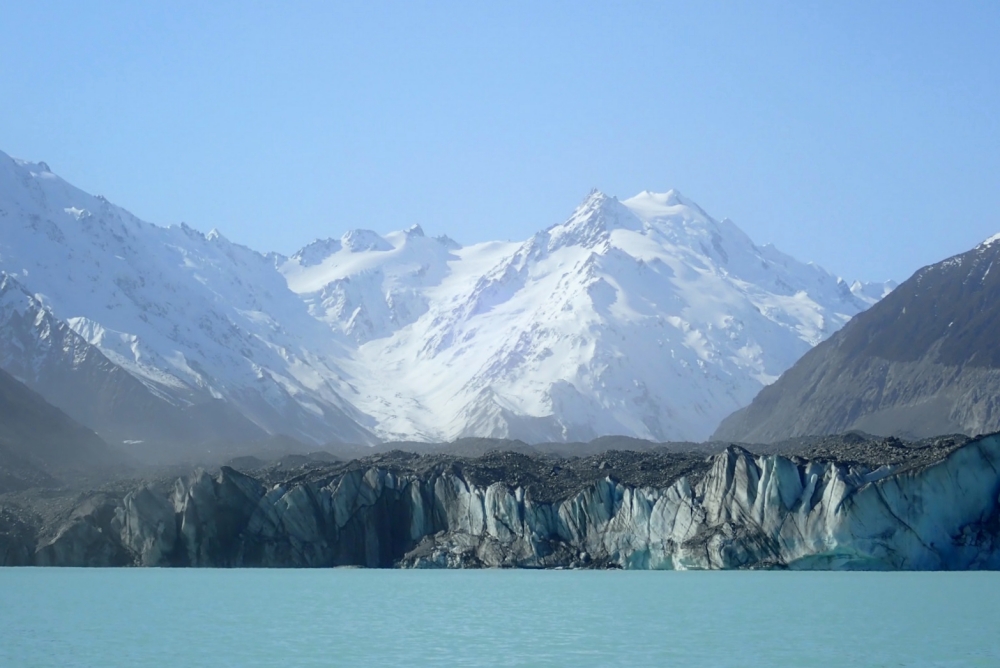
left=28, top=433, right=1000, bottom=569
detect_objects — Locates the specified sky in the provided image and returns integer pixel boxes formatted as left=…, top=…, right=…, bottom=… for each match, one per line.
left=1, top=2, right=998, bottom=283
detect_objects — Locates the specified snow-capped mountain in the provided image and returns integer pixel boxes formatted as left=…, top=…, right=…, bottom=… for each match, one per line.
left=280, top=189, right=892, bottom=442
left=0, top=151, right=373, bottom=451
left=0, top=149, right=891, bottom=451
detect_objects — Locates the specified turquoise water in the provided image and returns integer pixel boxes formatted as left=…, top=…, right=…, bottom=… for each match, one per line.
left=1, top=570, right=999, bottom=667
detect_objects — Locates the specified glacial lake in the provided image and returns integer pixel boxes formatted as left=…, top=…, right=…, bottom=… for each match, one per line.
left=2, top=569, right=999, bottom=667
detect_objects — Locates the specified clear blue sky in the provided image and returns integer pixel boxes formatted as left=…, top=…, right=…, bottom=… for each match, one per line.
left=2, top=2, right=998, bottom=282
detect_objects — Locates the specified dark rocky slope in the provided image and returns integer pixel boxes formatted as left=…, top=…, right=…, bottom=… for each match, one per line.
left=0, top=366, right=118, bottom=491
left=2, top=433, right=997, bottom=570
left=715, top=235, right=1000, bottom=443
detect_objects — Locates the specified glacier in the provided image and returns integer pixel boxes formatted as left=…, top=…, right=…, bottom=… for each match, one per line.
left=17, top=433, right=1000, bottom=569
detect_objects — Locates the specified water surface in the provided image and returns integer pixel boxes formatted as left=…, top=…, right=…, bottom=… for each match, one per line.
left=2, top=569, right=998, bottom=666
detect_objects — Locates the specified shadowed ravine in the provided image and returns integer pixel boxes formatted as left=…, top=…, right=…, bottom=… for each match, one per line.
left=3, top=434, right=1000, bottom=570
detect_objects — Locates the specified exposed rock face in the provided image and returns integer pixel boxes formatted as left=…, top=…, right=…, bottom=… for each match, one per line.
left=8, top=434, right=999, bottom=570
left=714, top=236, right=1000, bottom=443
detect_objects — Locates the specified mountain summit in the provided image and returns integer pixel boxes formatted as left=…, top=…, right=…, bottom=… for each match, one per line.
left=0, top=150, right=889, bottom=452
left=281, top=186, right=888, bottom=442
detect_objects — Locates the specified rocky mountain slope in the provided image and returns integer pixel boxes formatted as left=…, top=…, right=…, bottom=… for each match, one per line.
left=714, top=234, right=1000, bottom=443
left=0, top=150, right=889, bottom=450
left=4, top=433, right=997, bottom=569
left=0, top=367, right=116, bottom=491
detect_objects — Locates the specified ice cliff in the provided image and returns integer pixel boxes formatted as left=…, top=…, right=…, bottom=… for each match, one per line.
left=11, top=434, right=1000, bottom=569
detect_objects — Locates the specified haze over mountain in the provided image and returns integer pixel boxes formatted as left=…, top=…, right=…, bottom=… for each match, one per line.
left=714, top=234, right=1000, bottom=442
left=0, top=366, right=115, bottom=490
left=0, top=150, right=891, bottom=454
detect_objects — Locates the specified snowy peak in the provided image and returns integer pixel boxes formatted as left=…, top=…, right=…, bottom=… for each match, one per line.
left=850, top=279, right=898, bottom=303
left=546, top=190, right=642, bottom=251
left=620, top=189, right=755, bottom=258
left=342, top=229, right=392, bottom=253
left=314, top=186, right=890, bottom=443
left=292, top=238, right=343, bottom=267
left=162, top=171, right=887, bottom=441
left=205, top=228, right=225, bottom=242
left=979, top=232, right=1000, bottom=249
left=623, top=188, right=701, bottom=217
left=279, top=220, right=466, bottom=344
left=434, top=234, right=462, bottom=250
left=0, top=147, right=893, bottom=449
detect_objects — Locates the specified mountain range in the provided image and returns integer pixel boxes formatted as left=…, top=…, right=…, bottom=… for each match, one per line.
left=0, top=150, right=891, bottom=457
left=714, top=233, right=1000, bottom=442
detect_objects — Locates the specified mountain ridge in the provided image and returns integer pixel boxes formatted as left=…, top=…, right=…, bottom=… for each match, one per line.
left=0, top=149, right=891, bottom=452
left=290, top=187, right=890, bottom=443
left=713, top=232, right=1000, bottom=442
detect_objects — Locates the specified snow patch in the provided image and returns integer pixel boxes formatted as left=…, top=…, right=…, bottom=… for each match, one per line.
left=980, top=232, right=1000, bottom=248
